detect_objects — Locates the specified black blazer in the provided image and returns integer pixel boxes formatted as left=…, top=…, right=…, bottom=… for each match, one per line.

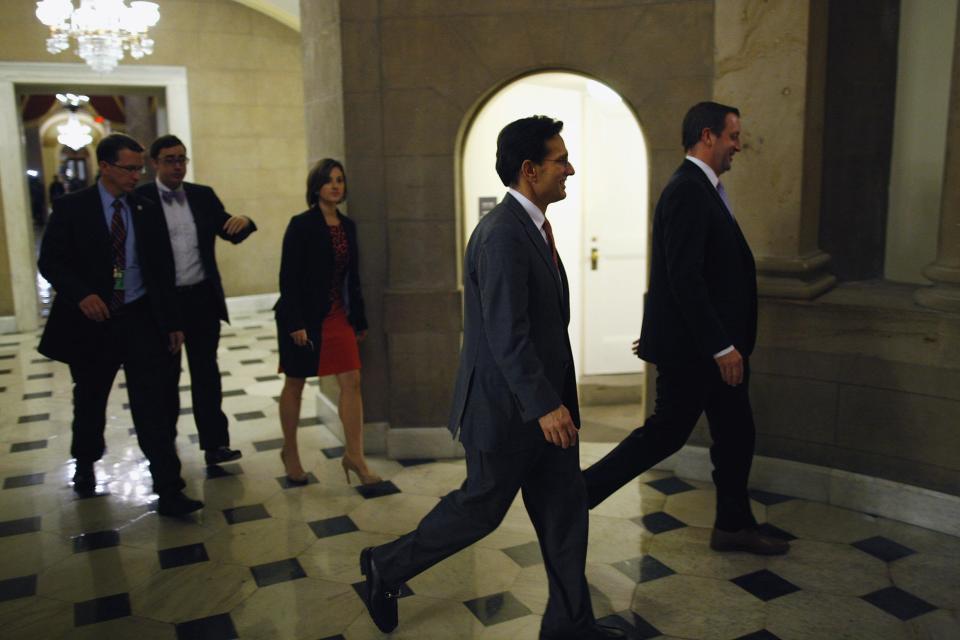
left=136, top=181, right=256, bottom=323
left=638, top=160, right=758, bottom=365
left=37, top=185, right=181, bottom=363
left=447, top=194, right=579, bottom=452
left=274, top=208, right=367, bottom=375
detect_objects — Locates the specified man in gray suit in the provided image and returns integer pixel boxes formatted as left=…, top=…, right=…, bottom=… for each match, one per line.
left=357, top=116, right=623, bottom=639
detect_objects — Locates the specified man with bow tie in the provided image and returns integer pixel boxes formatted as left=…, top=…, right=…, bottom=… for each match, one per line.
left=38, top=133, right=202, bottom=516
left=137, top=135, right=257, bottom=468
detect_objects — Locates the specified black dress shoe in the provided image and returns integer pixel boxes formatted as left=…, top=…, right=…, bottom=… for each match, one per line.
left=711, top=526, right=790, bottom=555
left=540, top=623, right=628, bottom=639
left=204, top=446, right=242, bottom=466
left=72, top=461, right=96, bottom=493
left=359, top=547, right=399, bottom=633
left=157, top=491, right=204, bottom=517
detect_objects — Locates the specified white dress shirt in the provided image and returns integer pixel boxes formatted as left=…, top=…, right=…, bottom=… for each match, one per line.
left=507, top=187, right=550, bottom=246
left=156, top=179, right=206, bottom=287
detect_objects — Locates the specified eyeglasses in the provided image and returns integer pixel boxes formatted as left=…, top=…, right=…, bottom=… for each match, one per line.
left=109, top=163, right=145, bottom=175
left=159, top=155, right=189, bottom=166
left=543, top=157, right=572, bottom=168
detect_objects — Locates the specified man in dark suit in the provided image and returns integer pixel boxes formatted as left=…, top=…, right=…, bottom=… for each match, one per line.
left=582, top=102, right=788, bottom=555
left=38, top=133, right=203, bottom=516
left=137, top=135, right=256, bottom=466
left=357, top=117, right=623, bottom=639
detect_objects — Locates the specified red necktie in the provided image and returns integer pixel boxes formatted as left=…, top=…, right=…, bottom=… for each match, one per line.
left=542, top=217, right=559, bottom=268
left=110, top=199, right=126, bottom=310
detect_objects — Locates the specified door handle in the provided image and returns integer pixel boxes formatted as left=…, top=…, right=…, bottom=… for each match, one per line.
left=590, top=247, right=598, bottom=270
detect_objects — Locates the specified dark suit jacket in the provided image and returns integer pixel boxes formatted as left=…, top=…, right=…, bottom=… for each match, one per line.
left=273, top=208, right=368, bottom=376
left=136, top=181, right=256, bottom=323
left=448, top=193, right=579, bottom=452
left=37, top=185, right=181, bottom=364
left=638, top=159, right=758, bottom=365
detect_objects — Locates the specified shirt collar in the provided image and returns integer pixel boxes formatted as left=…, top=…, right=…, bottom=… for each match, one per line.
left=685, top=155, right=720, bottom=188
left=507, top=187, right=547, bottom=231
left=156, top=178, right=184, bottom=194
left=97, top=180, right=125, bottom=207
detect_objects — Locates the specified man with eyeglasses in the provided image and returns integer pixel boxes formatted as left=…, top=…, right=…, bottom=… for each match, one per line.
left=38, top=133, right=203, bottom=517
left=137, top=135, right=257, bottom=467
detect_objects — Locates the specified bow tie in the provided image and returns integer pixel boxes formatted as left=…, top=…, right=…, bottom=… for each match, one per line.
left=161, top=190, right=186, bottom=205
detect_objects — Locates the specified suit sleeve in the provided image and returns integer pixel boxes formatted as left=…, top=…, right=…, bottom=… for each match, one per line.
left=210, top=188, right=257, bottom=244
left=477, top=226, right=561, bottom=422
left=277, top=217, right=305, bottom=332
left=37, top=199, right=96, bottom=304
left=661, top=184, right=731, bottom=356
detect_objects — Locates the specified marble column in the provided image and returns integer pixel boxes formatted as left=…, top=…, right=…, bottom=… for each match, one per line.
left=915, top=8, right=960, bottom=312
left=123, top=94, right=156, bottom=182
left=714, top=0, right=836, bottom=299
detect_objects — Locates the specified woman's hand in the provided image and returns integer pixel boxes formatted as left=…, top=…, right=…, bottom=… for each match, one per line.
left=356, top=330, right=368, bottom=343
left=290, top=329, right=308, bottom=346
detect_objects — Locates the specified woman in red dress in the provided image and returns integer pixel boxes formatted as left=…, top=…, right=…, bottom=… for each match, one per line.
left=274, top=159, right=380, bottom=485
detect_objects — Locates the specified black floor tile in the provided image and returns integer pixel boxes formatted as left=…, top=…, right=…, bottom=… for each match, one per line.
left=10, top=439, right=47, bottom=452
left=308, top=515, right=359, bottom=539
left=27, top=372, right=53, bottom=379
left=175, top=612, right=238, bottom=640
left=255, top=374, right=280, bottom=382
left=732, top=569, right=800, bottom=602
left=227, top=345, right=250, bottom=351
left=735, top=630, right=783, bottom=640
left=30, top=357, right=52, bottom=363
left=321, top=446, right=345, bottom=459
left=178, top=385, right=191, bottom=392
left=73, top=529, right=121, bottom=553
left=188, top=434, right=199, bottom=444
left=128, top=427, right=137, bottom=436
left=756, top=522, right=797, bottom=542
left=0, top=515, right=41, bottom=537
left=277, top=472, right=319, bottom=489
left=253, top=438, right=284, bottom=452
left=0, top=574, right=37, bottom=602
left=255, top=335, right=274, bottom=341
left=179, top=407, right=193, bottom=415
left=220, top=371, right=232, bottom=377
left=3, top=472, right=45, bottom=489
left=0, top=369, right=10, bottom=375
left=205, top=463, right=243, bottom=479
left=612, top=555, right=675, bottom=583
left=634, top=511, right=687, bottom=534
left=223, top=504, right=270, bottom=525
left=22, top=390, right=52, bottom=400
left=250, top=557, right=307, bottom=587
left=17, top=413, right=49, bottom=424
left=503, top=541, right=543, bottom=568
left=74, top=592, right=131, bottom=626
left=646, top=476, right=696, bottom=495
left=221, top=333, right=237, bottom=338
left=235, top=410, right=265, bottom=421
left=222, top=389, right=246, bottom=397
left=396, top=458, right=437, bottom=467
left=0, top=353, right=14, bottom=359
left=463, top=591, right=532, bottom=626
left=356, top=480, right=401, bottom=499
left=749, top=489, right=795, bottom=506
left=158, top=543, right=209, bottom=569
left=239, top=359, right=264, bottom=365
left=297, top=416, right=322, bottom=427
left=862, top=586, right=937, bottom=621
left=852, top=536, right=916, bottom=562
left=319, top=636, right=346, bottom=640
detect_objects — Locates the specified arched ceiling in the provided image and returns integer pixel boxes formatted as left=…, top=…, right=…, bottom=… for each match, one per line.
left=232, top=0, right=299, bottom=31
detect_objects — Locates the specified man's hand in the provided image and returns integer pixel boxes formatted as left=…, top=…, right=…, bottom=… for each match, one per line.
left=222, top=216, right=251, bottom=236
left=78, top=294, right=110, bottom=322
left=538, top=404, right=579, bottom=449
left=168, top=331, right=185, bottom=354
left=715, top=348, right=744, bottom=386
left=290, top=329, right=308, bottom=347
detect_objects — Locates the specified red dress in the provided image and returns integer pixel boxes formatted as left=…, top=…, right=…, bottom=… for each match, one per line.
left=317, top=224, right=362, bottom=376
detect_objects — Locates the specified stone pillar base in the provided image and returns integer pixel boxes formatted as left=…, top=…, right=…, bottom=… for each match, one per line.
left=756, top=250, right=837, bottom=299
left=914, top=283, right=960, bottom=312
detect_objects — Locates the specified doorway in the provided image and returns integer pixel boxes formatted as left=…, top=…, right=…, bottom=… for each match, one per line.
left=460, top=72, right=649, bottom=380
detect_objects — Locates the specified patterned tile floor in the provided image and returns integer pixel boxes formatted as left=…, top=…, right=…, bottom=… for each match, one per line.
left=0, top=311, right=958, bottom=639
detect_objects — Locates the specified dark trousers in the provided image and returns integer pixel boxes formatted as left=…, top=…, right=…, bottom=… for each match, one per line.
left=373, top=442, right=595, bottom=636
left=175, top=282, right=229, bottom=450
left=583, top=359, right=757, bottom=532
left=68, top=297, right=185, bottom=496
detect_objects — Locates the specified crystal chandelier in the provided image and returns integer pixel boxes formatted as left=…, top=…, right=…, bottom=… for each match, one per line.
left=35, top=1, right=161, bottom=74
left=56, top=93, right=93, bottom=151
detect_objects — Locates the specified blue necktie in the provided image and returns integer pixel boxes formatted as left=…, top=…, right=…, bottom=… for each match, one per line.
left=716, top=181, right=734, bottom=219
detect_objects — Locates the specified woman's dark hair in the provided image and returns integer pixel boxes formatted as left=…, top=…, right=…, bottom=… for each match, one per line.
left=495, top=116, right=564, bottom=187
left=306, top=158, right=347, bottom=207
left=681, top=101, right=740, bottom=151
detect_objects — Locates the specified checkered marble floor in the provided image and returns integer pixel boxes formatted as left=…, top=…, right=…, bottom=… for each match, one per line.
left=0, top=311, right=958, bottom=639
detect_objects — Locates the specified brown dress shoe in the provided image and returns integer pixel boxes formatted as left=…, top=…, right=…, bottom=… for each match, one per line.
left=710, top=527, right=789, bottom=555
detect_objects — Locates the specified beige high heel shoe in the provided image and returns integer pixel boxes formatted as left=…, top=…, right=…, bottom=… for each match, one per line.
left=341, top=455, right=383, bottom=486
left=280, top=449, right=309, bottom=485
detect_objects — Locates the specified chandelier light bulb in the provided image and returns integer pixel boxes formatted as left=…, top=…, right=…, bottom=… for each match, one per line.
left=35, top=0, right=161, bottom=73
left=57, top=113, right=94, bottom=151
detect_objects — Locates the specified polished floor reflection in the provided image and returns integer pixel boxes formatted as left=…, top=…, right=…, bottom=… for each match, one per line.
left=0, top=311, right=958, bottom=639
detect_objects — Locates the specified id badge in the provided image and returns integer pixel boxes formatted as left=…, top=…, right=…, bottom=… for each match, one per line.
left=113, top=266, right=125, bottom=291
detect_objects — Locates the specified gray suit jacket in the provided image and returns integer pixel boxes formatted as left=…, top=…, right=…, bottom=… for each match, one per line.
left=447, top=193, right=579, bottom=452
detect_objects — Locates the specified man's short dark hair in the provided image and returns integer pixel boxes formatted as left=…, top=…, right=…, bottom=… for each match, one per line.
left=495, top=116, right=564, bottom=187
left=96, top=133, right=144, bottom=164
left=306, top=158, right=347, bottom=208
left=681, top=102, right=740, bottom=151
left=149, top=134, right=186, bottom=159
